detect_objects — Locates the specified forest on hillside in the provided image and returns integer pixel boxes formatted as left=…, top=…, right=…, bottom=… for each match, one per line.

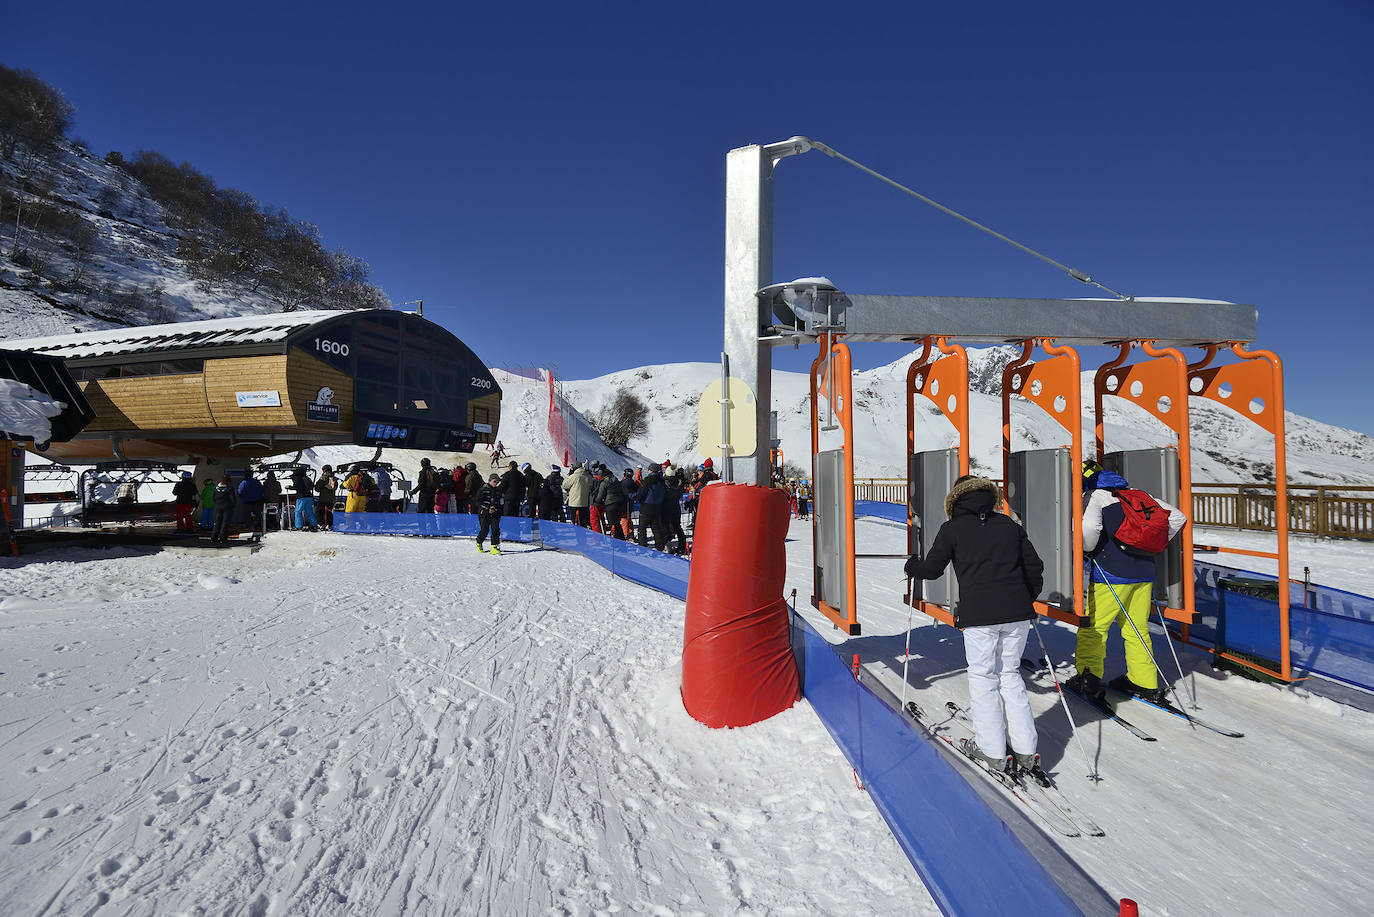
left=0, top=64, right=387, bottom=323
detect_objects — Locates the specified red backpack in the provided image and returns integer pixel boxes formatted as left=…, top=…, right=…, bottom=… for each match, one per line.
left=1111, top=489, right=1171, bottom=555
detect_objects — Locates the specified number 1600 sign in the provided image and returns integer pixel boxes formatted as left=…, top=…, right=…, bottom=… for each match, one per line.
left=315, top=338, right=349, bottom=356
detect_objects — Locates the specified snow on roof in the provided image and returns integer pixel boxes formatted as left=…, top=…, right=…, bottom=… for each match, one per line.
left=0, top=309, right=352, bottom=361
left=0, top=377, right=66, bottom=442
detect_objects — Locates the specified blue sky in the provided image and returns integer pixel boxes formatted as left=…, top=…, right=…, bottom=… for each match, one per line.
left=6, top=1, right=1372, bottom=435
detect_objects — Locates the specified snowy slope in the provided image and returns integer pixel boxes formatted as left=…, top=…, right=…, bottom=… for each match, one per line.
left=0, top=534, right=932, bottom=915
left=561, top=349, right=1374, bottom=485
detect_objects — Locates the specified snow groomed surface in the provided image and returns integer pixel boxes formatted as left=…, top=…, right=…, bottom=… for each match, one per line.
left=334, top=508, right=1116, bottom=914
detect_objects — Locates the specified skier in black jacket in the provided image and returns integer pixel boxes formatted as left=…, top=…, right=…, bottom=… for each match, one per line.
left=596, top=470, right=629, bottom=540
left=499, top=461, right=525, bottom=516
left=662, top=464, right=688, bottom=553
left=414, top=458, right=439, bottom=514
left=521, top=463, right=544, bottom=518
left=905, top=475, right=1044, bottom=775
left=541, top=467, right=564, bottom=521
left=474, top=473, right=505, bottom=555
left=635, top=465, right=669, bottom=550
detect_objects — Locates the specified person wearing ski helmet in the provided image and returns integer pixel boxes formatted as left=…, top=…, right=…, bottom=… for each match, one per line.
left=500, top=460, right=525, bottom=516
left=905, top=475, right=1044, bottom=775
left=1068, top=461, right=1186, bottom=703
left=522, top=462, right=544, bottom=518
left=562, top=462, right=593, bottom=528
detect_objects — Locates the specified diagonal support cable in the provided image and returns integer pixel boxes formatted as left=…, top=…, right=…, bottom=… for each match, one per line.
left=786, top=136, right=1133, bottom=301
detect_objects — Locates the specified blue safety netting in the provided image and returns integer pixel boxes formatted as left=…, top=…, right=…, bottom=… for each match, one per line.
left=795, top=615, right=1086, bottom=917
left=331, top=513, right=689, bottom=600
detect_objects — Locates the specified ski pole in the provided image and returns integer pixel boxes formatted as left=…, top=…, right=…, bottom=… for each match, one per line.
left=900, top=580, right=915, bottom=711
left=1093, top=560, right=1195, bottom=727
left=1029, top=616, right=1099, bottom=782
left=1153, top=600, right=1196, bottom=708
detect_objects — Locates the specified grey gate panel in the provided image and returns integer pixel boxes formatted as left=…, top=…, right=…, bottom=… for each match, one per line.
left=814, top=449, right=849, bottom=615
left=1006, top=448, right=1074, bottom=610
left=909, top=449, right=960, bottom=607
left=1102, top=448, right=1183, bottom=608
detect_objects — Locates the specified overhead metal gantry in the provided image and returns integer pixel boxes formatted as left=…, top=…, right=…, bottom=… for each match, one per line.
left=723, top=137, right=1293, bottom=682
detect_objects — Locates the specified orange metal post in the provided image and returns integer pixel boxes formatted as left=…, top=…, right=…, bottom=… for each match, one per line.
left=1187, top=342, right=1291, bottom=681
left=903, top=336, right=971, bottom=628
left=1002, top=339, right=1085, bottom=626
left=1090, top=340, right=1198, bottom=624
left=810, top=338, right=860, bottom=634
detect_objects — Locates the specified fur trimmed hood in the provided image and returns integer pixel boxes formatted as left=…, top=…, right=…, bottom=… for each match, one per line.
left=944, top=476, right=1002, bottom=519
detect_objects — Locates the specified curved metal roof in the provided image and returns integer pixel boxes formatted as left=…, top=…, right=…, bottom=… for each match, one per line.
left=1, top=310, right=351, bottom=361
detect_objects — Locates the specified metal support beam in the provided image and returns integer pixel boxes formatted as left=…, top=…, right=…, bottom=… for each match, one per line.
left=764, top=289, right=1257, bottom=347
left=723, top=139, right=813, bottom=486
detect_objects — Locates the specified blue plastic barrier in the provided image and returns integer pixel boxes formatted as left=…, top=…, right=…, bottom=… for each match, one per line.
left=854, top=499, right=906, bottom=524
left=333, top=513, right=689, bottom=600
left=796, top=616, right=1085, bottom=916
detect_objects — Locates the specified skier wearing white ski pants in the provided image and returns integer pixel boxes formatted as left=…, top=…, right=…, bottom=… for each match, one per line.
left=963, top=621, right=1038, bottom=761
left=905, top=475, right=1045, bottom=764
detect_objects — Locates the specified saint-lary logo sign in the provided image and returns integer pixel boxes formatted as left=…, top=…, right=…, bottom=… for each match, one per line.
left=307, top=386, right=339, bottom=423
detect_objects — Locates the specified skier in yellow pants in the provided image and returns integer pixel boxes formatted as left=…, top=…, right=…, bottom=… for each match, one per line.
left=1067, top=462, right=1185, bottom=703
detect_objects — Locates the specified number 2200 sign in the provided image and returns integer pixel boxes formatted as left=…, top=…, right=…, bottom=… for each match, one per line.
left=471, top=376, right=492, bottom=389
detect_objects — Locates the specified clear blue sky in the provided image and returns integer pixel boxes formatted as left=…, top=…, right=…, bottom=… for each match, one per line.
left=7, top=1, right=1372, bottom=435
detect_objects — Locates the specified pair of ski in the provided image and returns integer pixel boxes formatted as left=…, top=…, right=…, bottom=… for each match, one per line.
left=1020, top=659, right=1245, bottom=740
left=903, top=699, right=1103, bottom=838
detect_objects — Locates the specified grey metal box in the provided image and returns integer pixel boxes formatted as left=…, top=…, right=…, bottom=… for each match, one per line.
left=1006, top=448, right=1074, bottom=609
left=1102, top=448, right=1183, bottom=608
left=908, top=449, right=960, bottom=607
left=814, top=449, right=849, bottom=615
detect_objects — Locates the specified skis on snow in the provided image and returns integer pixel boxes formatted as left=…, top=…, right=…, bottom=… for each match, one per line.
left=941, top=700, right=1105, bottom=837
left=1103, top=686, right=1246, bottom=738
left=1021, top=659, right=1244, bottom=739
left=902, top=700, right=1098, bottom=838
left=1020, top=659, right=1156, bottom=742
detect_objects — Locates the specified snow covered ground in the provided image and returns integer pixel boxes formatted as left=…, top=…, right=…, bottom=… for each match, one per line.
left=0, top=533, right=932, bottom=916
left=784, top=517, right=1374, bottom=917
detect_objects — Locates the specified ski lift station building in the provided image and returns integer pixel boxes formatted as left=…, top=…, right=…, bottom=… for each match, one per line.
left=1, top=309, right=502, bottom=463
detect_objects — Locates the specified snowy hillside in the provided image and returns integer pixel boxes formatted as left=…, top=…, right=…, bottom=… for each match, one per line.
left=0, top=136, right=380, bottom=342
left=561, top=349, right=1374, bottom=485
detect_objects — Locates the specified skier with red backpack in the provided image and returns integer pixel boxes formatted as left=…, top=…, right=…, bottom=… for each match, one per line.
left=1067, top=460, right=1186, bottom=703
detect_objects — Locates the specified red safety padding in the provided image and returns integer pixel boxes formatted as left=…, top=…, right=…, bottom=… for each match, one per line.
left=682, top=482, right=799, bottom=728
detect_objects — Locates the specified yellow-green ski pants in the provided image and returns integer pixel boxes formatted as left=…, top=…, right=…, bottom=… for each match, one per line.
left=1075, top=581, right=1156, bottom=689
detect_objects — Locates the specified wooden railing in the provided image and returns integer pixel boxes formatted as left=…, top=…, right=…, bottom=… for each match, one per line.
left=852, top=479, right=1374, bottom=541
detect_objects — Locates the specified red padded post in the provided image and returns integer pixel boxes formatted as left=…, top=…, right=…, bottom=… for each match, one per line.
left=681, top=482, right=799, bottom=728
left=1118, top=899, right=1139, bottom=916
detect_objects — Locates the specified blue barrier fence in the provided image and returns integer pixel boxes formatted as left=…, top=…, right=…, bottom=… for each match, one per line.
left=795, top=617, right=1090, bottom=916
left=333, top=513, right=690, bottom=600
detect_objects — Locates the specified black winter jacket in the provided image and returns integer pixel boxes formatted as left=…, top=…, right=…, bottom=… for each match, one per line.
left=475, top=482, right=504, bottom=517
left=596, top=476, right=628, bottom=506
left=500, top=468, right=525, bottom=504
left=172, top=478, right=198, bottom=504
left=904, top=478, right=1044, bottom=629
left=523, top=468, right=544, bottom=498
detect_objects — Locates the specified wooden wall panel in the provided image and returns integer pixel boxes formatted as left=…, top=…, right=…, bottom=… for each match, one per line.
left=470, top=392, right=501, bottom=443
left=80, top=375, right=215, bottom=430
left=286, top=349, right=354, bottom=430
left=204, top=356, right=296, bottom=427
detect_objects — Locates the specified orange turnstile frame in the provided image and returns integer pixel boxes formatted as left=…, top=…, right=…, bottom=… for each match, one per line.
left=1187, top=342, right=1292, bottom=681
left=1091, top=340, right=1198, bottom=626
left=1002, top=339, right=1087, bottom=627
left=810, top=338, right=860, bottom=634
left=903, top=336, right=970, bottom=628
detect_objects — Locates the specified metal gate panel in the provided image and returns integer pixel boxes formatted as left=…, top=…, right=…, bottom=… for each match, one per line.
left=909, top=449, right=960, bottom=608
left=814, top=449, right=849, bottom=615
left=1006, top=448, right=1074, bottom=609
left=1103, top=447, right=1183, bottom=608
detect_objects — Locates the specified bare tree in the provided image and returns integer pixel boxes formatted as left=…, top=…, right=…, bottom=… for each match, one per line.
left=591, top=388, right=650, bottom=451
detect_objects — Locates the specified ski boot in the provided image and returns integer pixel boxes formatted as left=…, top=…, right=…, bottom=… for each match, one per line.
left=476, top=542, right=485, bottom=552
left=958, top=738, right=1008, bottom=772
left=1010, top=751, right=1052, bottom=787
left=1109, top=674, right=1166, bottom=704
left=489, top=546, right=501, bottom=555
left=1064, top=670, right=1106, bottom=702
